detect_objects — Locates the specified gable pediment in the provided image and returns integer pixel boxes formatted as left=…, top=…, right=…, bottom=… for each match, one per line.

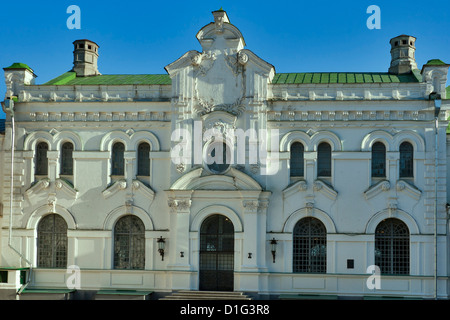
left=165, top=10, right=275, bottom=116
left=25, top=178, right=78, bottom=199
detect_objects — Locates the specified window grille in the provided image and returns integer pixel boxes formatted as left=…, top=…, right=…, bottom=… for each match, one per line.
left=399, top=142, right=413, bottom=178
left=293, top=217, right=327, bottom=273
left=37, top=214, right=68, bottom=268
left=137, top=142, right=150, bottom=176
left=60, top=142, right=74, bottom=175
left=371, top=142, right=386, bottom=177
left=35, top=142, right=49, bottom=176
left=114, top=215, right=145, bottom=270
left=290, top=142, right=304, bottom=177
left=111, top=142, right=125, bottom=176
left=317, top=142, right=331, bottom=177
left=375, top=218, right=410, bottom=275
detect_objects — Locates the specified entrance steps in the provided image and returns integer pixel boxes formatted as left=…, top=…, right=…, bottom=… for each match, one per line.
left=160, top=290, right=252, bottom=300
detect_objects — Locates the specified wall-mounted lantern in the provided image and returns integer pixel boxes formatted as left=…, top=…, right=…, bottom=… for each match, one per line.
left=157, top=236, right=166, bottom=261
left=270, top=238, right=277, bottom=263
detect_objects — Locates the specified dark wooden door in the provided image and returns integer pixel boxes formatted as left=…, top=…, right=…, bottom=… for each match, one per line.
left=199, top=215, right=234, bottom=291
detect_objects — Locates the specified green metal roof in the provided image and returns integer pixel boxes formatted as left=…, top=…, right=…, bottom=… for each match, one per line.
left=22, top=288, right=75, bottom=294
left=424, top=59, right=448, bottom=66
left=271, top=72, right=421, bottom=84
left=44, top=70, right=423, bottom=86
left=44, top=72, right=171, bottom=85
left=4, top=62, right=33, bottom=72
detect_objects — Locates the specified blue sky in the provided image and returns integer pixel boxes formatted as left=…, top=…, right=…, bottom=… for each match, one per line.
left=1, top=0, right=449, bottom=118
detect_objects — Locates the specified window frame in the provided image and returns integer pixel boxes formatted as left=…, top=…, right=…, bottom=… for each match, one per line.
left=371, top=141, right=386, bottom=178
left=137, top=142, right=150, bottom=177
left=37, top=214, right=68, bottom=268
left=399, top=141, right=414, bottom=178
left=290, top=141, right=305, bottom=178
left=317, top=142, right=332, bottom=178
left=60, top=142, right=74, bottom=176
left=293, top=217, right=327, bottom=274
left=35, top=141, right=49, bottom=177
left=113, top=215, right=146, bottom=270
left=111, top=142, right=125, bottom=177
left=204, top=141, right=232, bottom=174
left=375, top=218, right=410, bottom=275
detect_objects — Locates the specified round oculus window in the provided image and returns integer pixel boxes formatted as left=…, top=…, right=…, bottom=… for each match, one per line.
left=205, top=142, right=231, bottom=174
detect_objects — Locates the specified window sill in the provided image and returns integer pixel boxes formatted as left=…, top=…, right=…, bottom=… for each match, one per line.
left=110, top=175, right=125, bottom=183
left=317, top=176, right=332, bottom=186
left=399, top=177, right=414, bottom=184
left=136, top=175, right=150, bottom=185
left=59, top=175, right=74, bottom=185
left=290, top=176, right=305, bottom=183
left=371, top=176, right=386, bottom=185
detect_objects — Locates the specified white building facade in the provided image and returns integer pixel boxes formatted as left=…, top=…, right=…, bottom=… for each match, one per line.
left=1, top=10, right=450, bottom=299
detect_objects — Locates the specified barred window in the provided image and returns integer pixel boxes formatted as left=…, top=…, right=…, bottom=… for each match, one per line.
left=35, top=142, right=49, bottom=176
left=293, top=217, right=327, bottom=273
left=375, top=218, right=410, bottom=275
left=111, top=142, right=125, bottom=176
left=317, top=142, right=331, bottom=177
left=37, top=214, right=68, bottom=268
left=114, top=215, right=145, bottom=270
left=290, top=142, right=304, bottom=177
left=60, top=142, right=74, bottom=175
left=371, top=142, right=386, bottom=177
left=399, top=142, right=413, bottom=178
left=137, top=142, right=150, bottom=176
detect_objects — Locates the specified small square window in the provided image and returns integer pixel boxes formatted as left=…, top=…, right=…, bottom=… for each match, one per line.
left=347, top=259, right=354, bottom=269
left=0, top=271, right=8, bottom=283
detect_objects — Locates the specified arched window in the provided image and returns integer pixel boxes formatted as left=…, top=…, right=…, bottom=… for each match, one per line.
left=399, top=142, right=413, bottom=178
left=37, top=214, right=68, bottom=268
left=137, top=142, right=150, bottom=176
left=111, top=142, right=125, bottom=176
left=371, top=142, right=386, bottom=178
left=290, top=142, right=304, bottom=177
left=114, top=215, right=145, bottom=270
left=375, top=218, right=410, bottom=275
left=35, top=142, right=49, bottom=176
left=293, top=217, right=327, bottom=273
left=317, top=142, right=331, bottom=177
left=60, top=142, right=74, bottom=176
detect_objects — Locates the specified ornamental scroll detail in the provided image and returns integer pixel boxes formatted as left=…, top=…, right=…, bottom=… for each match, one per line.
left=192, top=50, right=248, bottom=117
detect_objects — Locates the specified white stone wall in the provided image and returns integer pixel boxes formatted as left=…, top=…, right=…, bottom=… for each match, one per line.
left=1, top=10, right=449, bottom=299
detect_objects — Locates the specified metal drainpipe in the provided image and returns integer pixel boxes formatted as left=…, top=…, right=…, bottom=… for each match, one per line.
left=435, top=114, right=438, bottom=300
left=433, top=94, right=441, bottom=300
left=2, top=99, right=33, bottom=296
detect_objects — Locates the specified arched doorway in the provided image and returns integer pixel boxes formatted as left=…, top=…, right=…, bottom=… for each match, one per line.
left=199, top=214, right=234, bottom=291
